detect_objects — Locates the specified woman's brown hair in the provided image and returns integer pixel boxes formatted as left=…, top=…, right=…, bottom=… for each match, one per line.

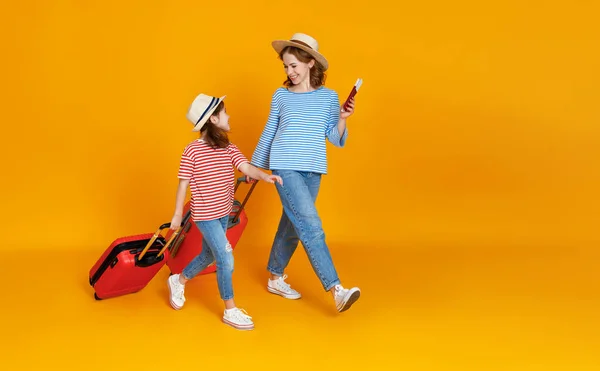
left=200, top=101, right=229, bottom=149
left=280, top=46, right=326, bottom=89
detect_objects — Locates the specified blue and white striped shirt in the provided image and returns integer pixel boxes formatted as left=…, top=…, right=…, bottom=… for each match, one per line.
left=251, top=86, right=347, bottom=174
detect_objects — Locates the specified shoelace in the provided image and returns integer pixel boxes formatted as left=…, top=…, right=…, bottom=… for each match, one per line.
left=334, top=285, right=346, bottom=300
left=231, top=308, right=252, bottom=320
left=277, top=274, right=292, bottom=290
left=173, top=281, right=186, bottom=301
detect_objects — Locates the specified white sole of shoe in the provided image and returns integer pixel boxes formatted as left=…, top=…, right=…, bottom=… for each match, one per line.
left=337, top=288, right=361, bottom=312
left=267, top=285, right=301, bottom=300
left=222, top=318, right=254, bottom=331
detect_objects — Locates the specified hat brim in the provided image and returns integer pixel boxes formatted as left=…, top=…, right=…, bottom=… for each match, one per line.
left=192, top=95, right=226, bottom=132
left=271, top=40, right=329, bottom=71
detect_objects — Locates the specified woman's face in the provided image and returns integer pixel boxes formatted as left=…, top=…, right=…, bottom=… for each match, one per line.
left=282, top=52, right=314, bottom=86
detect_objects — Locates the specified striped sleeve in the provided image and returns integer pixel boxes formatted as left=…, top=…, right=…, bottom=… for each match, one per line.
left=228, top=144, right=249, bottom=170
left=251, top=91, right=280, bottom=169
left=325, top=90, right=347, bottom=147
left=177, top=149, right=194, bottom=179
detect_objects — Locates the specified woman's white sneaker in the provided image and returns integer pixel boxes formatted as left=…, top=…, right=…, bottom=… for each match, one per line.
left=222, top=308, right=254, bottom=330
left=333, top=285, right=360, bottom=312
left=267, top=274, right=301, bottom=299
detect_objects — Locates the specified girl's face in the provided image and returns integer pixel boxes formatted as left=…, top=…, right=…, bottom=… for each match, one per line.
left=210, top=107, right=230, bottom=131
left=282, top=52, right=314, bottom=86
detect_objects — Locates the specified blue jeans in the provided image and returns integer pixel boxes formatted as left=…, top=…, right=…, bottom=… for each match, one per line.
left=182, top=215, right=234, bottom=300
left=267, top=170, right=341, bottom=291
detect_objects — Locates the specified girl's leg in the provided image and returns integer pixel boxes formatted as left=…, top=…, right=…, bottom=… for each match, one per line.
left=197, top=215, right=253, bottom=330
left=181, top=238, right=214, bottom=281
left=195, top=216, right=235, bottom=304
left=167, top=236, right=214, bottom=310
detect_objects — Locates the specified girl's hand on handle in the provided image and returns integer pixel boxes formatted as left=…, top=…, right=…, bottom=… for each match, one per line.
left=170, top=214, right=183, bottom=231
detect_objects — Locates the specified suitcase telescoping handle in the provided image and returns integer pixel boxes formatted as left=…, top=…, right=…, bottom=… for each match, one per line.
left=138, top=211, right=191, bottom=260
left=167, top=209, right=192, bottom=258
left=232, top=176, right=258, bottom=224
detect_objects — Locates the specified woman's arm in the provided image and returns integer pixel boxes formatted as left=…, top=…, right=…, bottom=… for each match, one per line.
left=339, top=97, right=355, bottom=132
left=251, top=92, right=281, bottom=169
left=326, top=92, right=354, bottom=148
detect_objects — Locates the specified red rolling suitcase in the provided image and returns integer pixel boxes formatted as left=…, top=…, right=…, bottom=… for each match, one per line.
left=165, top=177, right=256, bottom=275
left=89, top=219, right=186, bottom=300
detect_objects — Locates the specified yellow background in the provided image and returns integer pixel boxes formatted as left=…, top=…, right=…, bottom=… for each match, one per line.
left=1, top=1, right=599, bottom=370
left=1, top=1, right=599, bottom=250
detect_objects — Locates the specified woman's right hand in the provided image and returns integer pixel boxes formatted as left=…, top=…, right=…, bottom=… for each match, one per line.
left=340, top=97, right=356, bottom=119
left=170, top=214, right=183, bottom=230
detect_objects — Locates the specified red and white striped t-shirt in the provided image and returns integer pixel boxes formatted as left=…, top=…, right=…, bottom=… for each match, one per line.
left=178, top=140, right=248, bottom=221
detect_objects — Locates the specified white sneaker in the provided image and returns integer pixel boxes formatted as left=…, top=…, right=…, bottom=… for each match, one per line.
left=222, top=308, right=254, bottom=330
left=267, top=274, right=301, bottom=299
left=167, top=274, right=186, bottom=310
left=333, top=285, right=360, bottom=312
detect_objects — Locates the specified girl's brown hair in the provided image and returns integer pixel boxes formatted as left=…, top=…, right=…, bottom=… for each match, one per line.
left=280, top=46, right=326, bottom=89
left=200, top=101, right=229, bottom=149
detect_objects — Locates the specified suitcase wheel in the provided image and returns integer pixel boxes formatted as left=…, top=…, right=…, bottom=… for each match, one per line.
left=94, top=293, right=102, bottom=301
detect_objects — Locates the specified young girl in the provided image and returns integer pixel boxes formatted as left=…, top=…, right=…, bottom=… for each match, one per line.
left=251, top=33, right=361, bottom=313
left=168, top=93, right=282, bottom=331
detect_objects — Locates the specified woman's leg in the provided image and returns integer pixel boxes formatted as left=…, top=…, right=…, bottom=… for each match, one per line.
left=266, top=173, right=322, bottom=277
left=266, top=170, right=323, bottom=299
left=267, top=170, right=361, bottom=312
left=269, top=170, right=340, bottom=291
left=266, top=210, right=299, bottom=275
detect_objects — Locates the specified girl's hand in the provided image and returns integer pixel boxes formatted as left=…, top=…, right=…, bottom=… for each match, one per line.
left=340, top=97, right=356, bottom=119
left=170, top=214, right=183, bottom=230
left=262, top=174, right=283, bottom=186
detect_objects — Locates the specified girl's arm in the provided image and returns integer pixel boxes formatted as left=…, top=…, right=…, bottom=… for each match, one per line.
left=170, top=178, right=190, bottom=230
left=239, top=162, right=282, bottom=185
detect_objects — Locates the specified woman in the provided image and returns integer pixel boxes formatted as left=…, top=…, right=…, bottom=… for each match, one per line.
left=251, top=33, right=360, bottom=313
